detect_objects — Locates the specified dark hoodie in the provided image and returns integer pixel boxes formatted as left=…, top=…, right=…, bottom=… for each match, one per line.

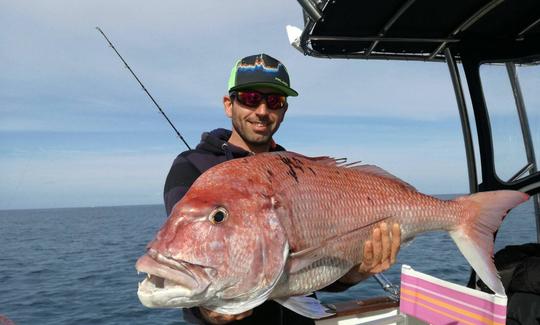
left=162, top=128, right=315, bottom=325
left=163, top=128, right=285, bottom=216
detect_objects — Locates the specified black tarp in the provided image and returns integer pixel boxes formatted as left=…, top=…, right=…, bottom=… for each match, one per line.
left=301, top=0, right=540, bottom=62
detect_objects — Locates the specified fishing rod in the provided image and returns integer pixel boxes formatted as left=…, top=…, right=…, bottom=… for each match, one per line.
left=96, top=26, right=192, bottom=150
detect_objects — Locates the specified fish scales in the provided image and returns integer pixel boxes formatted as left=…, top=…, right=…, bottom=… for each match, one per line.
left=136, top=151, right=529, bottom=315
left=258, top=154, right=454, bottom=246
left=249, top=154, right=459, bottom=296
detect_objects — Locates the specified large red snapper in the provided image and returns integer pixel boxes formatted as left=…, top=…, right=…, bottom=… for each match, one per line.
left=136, top=151, right=528, bottom=315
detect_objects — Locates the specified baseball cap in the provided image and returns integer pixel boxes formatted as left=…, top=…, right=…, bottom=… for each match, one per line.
left=227, top=54, right=298, bottom=97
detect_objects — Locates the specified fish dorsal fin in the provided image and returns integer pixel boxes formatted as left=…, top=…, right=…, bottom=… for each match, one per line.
left=350, top=165, right=416, bottom=191
left=306, top=156, right=343, bottom=167
left=287, top=216, right=391, bottom=274
left=303, top=154, right=415, bottom=191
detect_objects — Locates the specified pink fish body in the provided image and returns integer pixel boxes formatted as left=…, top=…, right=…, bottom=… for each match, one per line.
left=0, top=315, right=16, bottom=325
left=136, top=151, right=529, bottom=315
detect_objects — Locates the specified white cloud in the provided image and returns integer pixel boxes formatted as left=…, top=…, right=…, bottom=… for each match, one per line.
left=0, top=0, right=468, bottom=136
left=3, top=0, right=532, bottom=209
left=0, top=151, right=174, bottom=210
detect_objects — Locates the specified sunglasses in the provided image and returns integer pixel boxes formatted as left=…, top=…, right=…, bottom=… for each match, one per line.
left=231, top=91, right=287, bottom=110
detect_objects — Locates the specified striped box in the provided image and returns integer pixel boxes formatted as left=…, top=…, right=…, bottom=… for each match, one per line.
left=399, top=265, right=507, bottom=325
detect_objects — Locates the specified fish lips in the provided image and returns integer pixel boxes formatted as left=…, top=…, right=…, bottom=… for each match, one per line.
left=136, top=253, right=211, bottom=308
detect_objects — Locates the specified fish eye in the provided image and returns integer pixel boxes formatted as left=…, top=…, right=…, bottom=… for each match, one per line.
left=209, top=207, right=228, bottom=224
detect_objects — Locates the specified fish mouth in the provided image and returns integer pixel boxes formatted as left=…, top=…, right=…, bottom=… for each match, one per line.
left=135, top=250, right=211, bottom=308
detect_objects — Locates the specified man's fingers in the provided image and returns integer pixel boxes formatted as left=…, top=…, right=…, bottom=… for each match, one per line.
left=353, top=223, right=402, bottom=279
left=380, top=222, right=390, bottom=263
left=390, top=223, right=401, bottom=264
left=363, top=240, right=373, bottom=262
left=359, top=240, right=373, bottom=272
left=371, top=227, right=382, bottom=266
left=200, top=307, right=252, bottom=324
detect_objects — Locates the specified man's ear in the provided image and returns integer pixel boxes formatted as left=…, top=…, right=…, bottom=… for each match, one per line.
left=223, top=96, right=233, bottom=118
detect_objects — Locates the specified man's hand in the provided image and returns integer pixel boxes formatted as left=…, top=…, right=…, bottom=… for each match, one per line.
left=339, top=222, right=401, bottom=284
left=199, top=307, right=252, bottom=324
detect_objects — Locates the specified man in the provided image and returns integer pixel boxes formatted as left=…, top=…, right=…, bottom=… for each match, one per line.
left=164, top=54, right=401, bottom=324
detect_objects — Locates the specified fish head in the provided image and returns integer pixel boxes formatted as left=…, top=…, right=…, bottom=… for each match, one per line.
left=136, top=167, right=289, bottom=312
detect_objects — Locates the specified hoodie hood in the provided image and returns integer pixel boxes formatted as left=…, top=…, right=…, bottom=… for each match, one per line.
left=196, top=128, right=248, bottom=159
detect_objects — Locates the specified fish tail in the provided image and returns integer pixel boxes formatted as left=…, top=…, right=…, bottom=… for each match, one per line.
left=449, top=190, right=529, bottom=295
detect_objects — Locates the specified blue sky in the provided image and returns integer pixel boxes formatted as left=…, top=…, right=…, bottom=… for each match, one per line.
left=1, top=1, right=538, bottom=210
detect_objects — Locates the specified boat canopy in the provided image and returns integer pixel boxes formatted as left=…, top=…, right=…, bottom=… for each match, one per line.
left=296, top=0, right=540, bottom=63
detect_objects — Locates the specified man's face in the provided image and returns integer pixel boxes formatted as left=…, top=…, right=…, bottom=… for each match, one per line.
left=224, top=88, right=288, bottom=149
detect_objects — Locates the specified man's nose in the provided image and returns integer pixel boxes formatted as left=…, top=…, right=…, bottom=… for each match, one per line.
left=253, top=101, right=270, bottom=115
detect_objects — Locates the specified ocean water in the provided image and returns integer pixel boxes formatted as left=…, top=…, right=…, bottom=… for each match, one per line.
left=0, top=196, right=537, bottom=325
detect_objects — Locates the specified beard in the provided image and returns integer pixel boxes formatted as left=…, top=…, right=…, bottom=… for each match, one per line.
left=231, top=118, right=275, bottom=147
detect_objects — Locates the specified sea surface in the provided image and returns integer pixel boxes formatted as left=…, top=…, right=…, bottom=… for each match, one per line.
left=0, top=195, right=537, bottom=325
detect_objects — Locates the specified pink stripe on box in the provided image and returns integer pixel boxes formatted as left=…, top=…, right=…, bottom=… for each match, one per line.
left=401, top=296, right=487, bottom=325
left=401, top=273, right=506, bottom=316
left=400, top=290, right=504, bottom=325
left=400, top=282, right=506, bottom=321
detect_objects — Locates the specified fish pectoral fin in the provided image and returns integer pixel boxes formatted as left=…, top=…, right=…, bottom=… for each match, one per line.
left=287, top=246, right=325, bottom=273
left=274, top=295, right=335, bottom=319
left=288, top=216, right=392, bottom=273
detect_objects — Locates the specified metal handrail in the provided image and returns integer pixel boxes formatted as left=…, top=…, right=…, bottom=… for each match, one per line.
left=365, top=0, right=417, bottom=56
left=506, top=63, right=540, bottom=242
left=445, top=48, right=478, bottom=193
left=428, top=0, right=505, bottom=60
